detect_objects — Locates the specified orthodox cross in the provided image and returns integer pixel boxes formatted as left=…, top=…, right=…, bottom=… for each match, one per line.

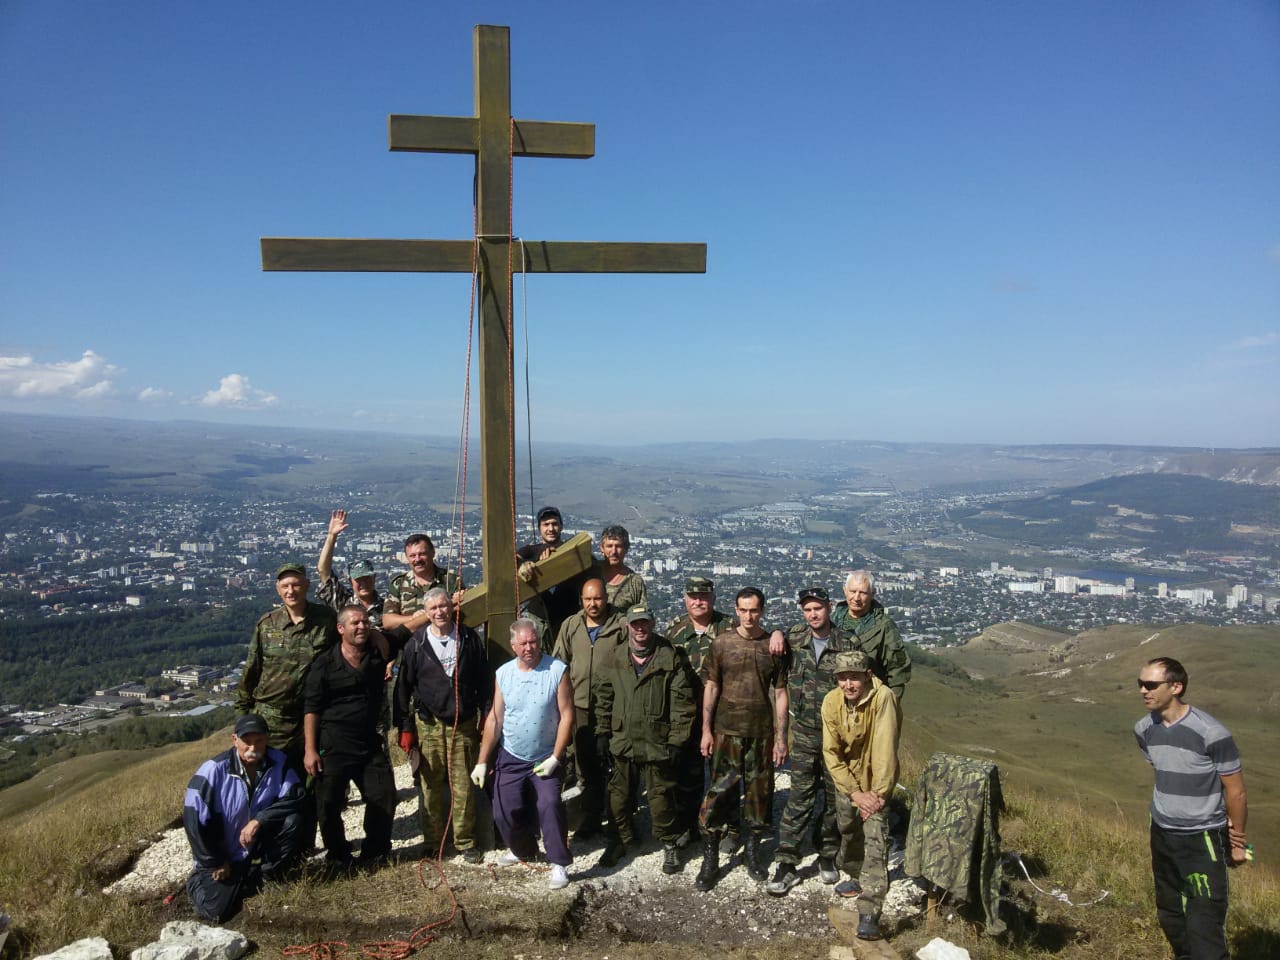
left=261, top=24, right=705, bottom=652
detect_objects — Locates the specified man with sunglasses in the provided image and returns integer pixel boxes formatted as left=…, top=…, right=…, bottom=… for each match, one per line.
left=1135, top=657, right=1248, bottom=960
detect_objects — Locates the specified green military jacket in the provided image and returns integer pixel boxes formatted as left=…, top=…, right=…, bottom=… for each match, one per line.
left=592, top=636, right=697, bottom=763
left=830, top=599, right=911, bottom=700
left=383, top=566, right=461, bottom=621
left=664, top=608, right=735, bottom=678
left=784, top=622, right=856, bottom=751
left=551, top=607, right=628, bottom=718
left=235, top=601, right=339, bottom=744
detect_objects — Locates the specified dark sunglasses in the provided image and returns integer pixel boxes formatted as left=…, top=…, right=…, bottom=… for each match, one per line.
left=1137, top=679, right=1171, bottom=691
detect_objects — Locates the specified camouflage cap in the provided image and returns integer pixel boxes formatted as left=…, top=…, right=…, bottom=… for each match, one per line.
left=348, top=559, right=375, bottom=580
left=626, top=604, right=655, bottom=624
left=798, top=586, right=830, bottom=604
left=276, top=562, right=307, bottom=580
left=684, top=576, right=715, bottom=595
left=832, top=650, right=871, bottom=675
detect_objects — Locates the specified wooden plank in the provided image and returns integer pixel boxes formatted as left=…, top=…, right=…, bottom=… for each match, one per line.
left=261, top=238, right=474, bottom=272
left=390, top=115, right=594, bottom=159
left=388, top=115, right=476, bottom=154
left=827, top=906, right=902, bottom=959
left=455, top=532, right=594, bottom=627
left=518, top=240, right=707, bottom=273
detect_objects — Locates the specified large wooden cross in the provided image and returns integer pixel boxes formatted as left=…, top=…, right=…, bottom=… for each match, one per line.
left=261, top=24, right=705, bottom=652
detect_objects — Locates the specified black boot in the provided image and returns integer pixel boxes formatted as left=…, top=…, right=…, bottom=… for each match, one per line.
left=743, top=832, right=769, bottom=881
left=694, top=836, right=719, bottom=891
left=662, top=842, right=681, bottom=875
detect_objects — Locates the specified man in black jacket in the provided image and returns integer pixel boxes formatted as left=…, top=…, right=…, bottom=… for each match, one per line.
left=394, top=587, right=494, bottom=862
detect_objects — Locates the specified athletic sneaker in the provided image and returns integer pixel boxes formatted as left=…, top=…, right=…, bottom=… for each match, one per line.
left=766, top=862, right=801, bottom=896
left=834, top=878, right=863, bottom=897
left=496, top=851, right=522, bottom=866
left=548, top=864, right=570, bottom=890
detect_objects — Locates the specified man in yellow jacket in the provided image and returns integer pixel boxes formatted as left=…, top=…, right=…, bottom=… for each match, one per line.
left=821, top=650, right=902, bottom=942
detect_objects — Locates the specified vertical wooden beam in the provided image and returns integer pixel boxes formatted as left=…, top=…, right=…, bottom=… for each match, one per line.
left=474, top=24, right=518, bottom=653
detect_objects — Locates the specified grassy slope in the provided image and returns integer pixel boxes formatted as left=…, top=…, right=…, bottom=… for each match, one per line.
left=2, top=627, right=1277, bottom=959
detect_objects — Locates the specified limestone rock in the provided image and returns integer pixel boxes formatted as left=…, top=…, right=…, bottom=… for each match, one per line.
left=916, top=937, right=971, bottom=960
left=33, top=937, right=114, bottom=960
left=158, top=923, right=249, bottom=960
left=131, top=944, right=198, bottom=960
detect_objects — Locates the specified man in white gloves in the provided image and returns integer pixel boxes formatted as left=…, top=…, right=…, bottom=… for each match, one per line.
left=472, top=617, right=575, bottom=889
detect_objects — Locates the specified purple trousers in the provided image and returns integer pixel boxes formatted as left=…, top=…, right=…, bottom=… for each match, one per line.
left=491, top=747, right=571, bottom=867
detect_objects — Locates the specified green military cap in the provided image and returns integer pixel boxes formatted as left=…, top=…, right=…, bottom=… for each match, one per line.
left=626, top=604, right=655, bottom=624
left=798, top=586, right=830, bottom=604
left=276, top=562, right=307, bottom=579
left=684, top=576, right=714, bottom=595
left=348, top=559, right=375, bottom=579
left=832, top=650, right=871, bottom=675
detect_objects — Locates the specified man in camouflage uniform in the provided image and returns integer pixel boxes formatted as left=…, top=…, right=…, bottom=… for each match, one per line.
left=382, top=533, right=462, bottom=648
left=551, top=577, right=628, bottom=839
left=316, top=509, right=384, bottom=629
left=665, top=576, right=735, bottom=842
left=768, top=586, right=855, bottom=895
left=831, top=571, right=911, bottom=702
left=695, top=587, right=789, bottom=890
left=595, top=524, right=647, bottom=612
left=822, top=650, right=902, bottom=942
left=235, top=562, right=339, bottom=776
left=593, top=605, right=697, bottom=874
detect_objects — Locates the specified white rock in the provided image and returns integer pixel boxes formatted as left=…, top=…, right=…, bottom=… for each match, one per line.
left=158, top=923, right=249, bottom=960
left=33, top=937, right=114, bottom=960
left=916, top=937, right=971, bottom=960
left=131, top=944, right=198, bottom=960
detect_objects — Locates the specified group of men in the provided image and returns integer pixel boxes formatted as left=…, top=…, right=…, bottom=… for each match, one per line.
left=182, top=506, right=1249, bottom=956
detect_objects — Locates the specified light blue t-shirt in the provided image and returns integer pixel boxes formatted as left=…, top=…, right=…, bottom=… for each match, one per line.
left=497, top=655, right=568, bottom=762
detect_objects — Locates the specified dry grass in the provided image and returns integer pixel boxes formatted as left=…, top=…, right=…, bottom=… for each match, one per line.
left=2, top=726, right=1277, bottom=960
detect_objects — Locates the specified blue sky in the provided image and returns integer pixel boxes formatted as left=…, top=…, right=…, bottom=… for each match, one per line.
left=2, top=1, right=1277, bottom=448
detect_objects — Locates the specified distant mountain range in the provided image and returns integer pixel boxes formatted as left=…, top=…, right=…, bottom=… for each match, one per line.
left=1, top=413, right=1276, bottom=514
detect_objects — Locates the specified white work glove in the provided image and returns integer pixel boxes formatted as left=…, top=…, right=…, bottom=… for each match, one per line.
left=532, top=754, right=560, bottom=778
left=470, top=763, right=487, bottom=788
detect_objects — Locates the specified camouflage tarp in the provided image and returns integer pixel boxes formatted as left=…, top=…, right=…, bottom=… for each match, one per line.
left=904, top=751, right=1006, bottom=935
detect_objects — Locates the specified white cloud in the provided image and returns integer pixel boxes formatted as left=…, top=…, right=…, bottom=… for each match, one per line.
left=138, top=386, right=173, bottom=402
left=1227, top=332, right=1279, bottom=350
left=0, top=350, right=118, bottom=399
left=199, top=373, right=278, bottom=409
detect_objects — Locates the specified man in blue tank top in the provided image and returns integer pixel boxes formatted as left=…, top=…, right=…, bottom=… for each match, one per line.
left=473, top=618, right=575, bottom=890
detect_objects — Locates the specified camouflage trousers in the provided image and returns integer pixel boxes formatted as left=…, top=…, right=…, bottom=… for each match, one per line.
left=777, top=745, right=840, bottom=864
left=413, top=715, right=481, bottom=852
left=609, top=755, right=681, bottom=846
left=699, top=733, right=773, bottom=836
left=834, top=796, right=889, bottom=918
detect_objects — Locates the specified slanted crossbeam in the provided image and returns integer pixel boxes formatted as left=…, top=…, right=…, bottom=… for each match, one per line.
left=261, top=24, right=706, bottom=653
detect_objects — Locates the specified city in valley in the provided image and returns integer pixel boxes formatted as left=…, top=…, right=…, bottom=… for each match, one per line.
left=1, top=416, right=1275, bottom=759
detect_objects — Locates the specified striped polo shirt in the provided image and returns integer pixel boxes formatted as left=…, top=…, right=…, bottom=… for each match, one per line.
left=1134, top=705, right=1241, bottom=832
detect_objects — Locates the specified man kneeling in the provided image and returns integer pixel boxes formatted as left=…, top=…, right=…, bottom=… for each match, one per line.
left=183, top=713, right=305, bottom=922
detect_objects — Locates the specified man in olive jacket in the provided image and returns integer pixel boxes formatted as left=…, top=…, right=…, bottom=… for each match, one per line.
left=831, top=571, right=911, bottom=702
left=593, top=605, right=698, bottom=875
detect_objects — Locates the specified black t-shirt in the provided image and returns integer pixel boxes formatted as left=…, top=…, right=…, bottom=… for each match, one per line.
left=303, top=643, right=388, bottom=759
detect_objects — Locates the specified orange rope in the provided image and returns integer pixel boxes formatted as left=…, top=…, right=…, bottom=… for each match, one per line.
left=507, top=117, right=519, bottom=616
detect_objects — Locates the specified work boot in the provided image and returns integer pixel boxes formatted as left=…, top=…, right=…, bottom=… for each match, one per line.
left=661, top=843, right=681, bottom=875
left=818, top=856, right=840, bottom=884
left=694, top=837, right=719, bottom=891
left=743, top=832, right=769, bottom=882
left=856, top=913, right=882, bottom=941
left=598, top=839, right=627, bottom=868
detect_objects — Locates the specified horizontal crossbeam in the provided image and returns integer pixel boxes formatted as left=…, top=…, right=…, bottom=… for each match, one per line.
left=389, top=115, right=595, bottom=158
left=262, top=238, right=706, bottom=273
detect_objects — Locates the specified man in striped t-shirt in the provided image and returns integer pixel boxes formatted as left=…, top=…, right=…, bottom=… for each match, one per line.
left=1134, top=657, right=1248, bottom=960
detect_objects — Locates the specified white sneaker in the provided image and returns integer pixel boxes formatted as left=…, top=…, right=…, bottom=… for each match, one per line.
left=496, top=851, right=521, bottom=866
left=548, top=864, right=570, bottom=890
